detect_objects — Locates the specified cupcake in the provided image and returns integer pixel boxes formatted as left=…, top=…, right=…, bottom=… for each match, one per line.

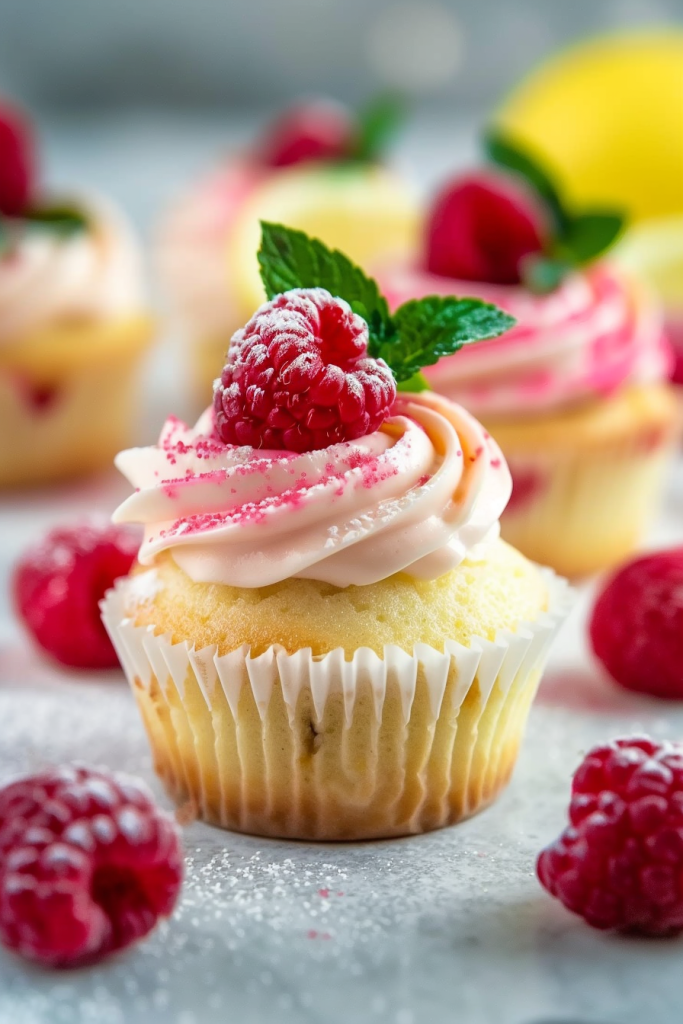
left=157, top=97, right=419, bottom=407
left=378, top=132, right=679, bottom=578
left=102, top=224, right=572, bottom=841
left=0, top=100, right=153, bottom=488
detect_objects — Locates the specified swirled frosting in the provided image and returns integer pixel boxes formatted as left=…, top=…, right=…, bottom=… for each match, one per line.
left=0, top=196, right=145, bottom=344
left=113, top=391, right=511, bottom=588
left=380, top=264, right=671, bottom=417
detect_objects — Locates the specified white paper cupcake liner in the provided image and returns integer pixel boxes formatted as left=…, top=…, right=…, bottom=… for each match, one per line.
left=101, top=568, right=573, bottom=840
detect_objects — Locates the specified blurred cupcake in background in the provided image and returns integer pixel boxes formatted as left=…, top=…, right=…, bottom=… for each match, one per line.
left=157, top=96, right=419, bottom=408
left=496, top=31, right=683, bottom=389
left=0, top=100, right=153, bottom=488
left=379, top=132, right=679, bottom=578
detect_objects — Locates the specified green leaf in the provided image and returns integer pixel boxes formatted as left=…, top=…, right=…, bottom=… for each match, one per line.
left=562, top=210, right=625, bottom=263
left=352, top=93, right=406, bottom=163
left=379, top=295, right=516, bottom=383
left=483, top=128, right=570, bottom=234
left=258, top=221, right=394, bottom=344
left=520, top=255, right=571, bottom=294
left=24, top=203, right=89, bottom=236
left=396, top=371, right=431, bottom=393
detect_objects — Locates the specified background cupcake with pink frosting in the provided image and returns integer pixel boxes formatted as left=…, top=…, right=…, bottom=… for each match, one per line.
left=379, top=132, right=679, bottom=578
left=157, top=96, right=419, bottom=409
left=0, top=100, right=154, bottom=488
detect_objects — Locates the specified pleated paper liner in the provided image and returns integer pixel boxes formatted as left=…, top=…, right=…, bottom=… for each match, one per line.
left=102, top=568, right=573, bottom=841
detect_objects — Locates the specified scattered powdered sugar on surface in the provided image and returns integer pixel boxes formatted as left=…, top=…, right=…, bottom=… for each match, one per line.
left=2, top=652, right=683, bottom=1024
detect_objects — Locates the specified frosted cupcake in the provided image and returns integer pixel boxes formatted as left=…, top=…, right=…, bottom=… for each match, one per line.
left=379, top=132, right=679, bottom=577
left=102, top=225, right=572, bottom=841
left=157, top=97, right=419, bottom=407
left=0, top=100, right=153, bottom=487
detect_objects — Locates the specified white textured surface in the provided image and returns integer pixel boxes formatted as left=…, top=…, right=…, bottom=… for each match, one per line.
left=1, top=114, right=683, bottom=1023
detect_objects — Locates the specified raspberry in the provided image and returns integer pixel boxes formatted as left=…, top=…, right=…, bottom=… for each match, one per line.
left=259, top=100, right=355, bottom=168
left=538, top=736, right=683, bottom=935
left=213, top=288, right=397, bottom=453
left=589, top=548, right=683, bottom=699
left=0, top=101, right=34, bottom=216
left=0, top=765, right=183, bottom=967
left=13, top=522, right=140, bottom=669
left=425, top=170, right=547, bottom=285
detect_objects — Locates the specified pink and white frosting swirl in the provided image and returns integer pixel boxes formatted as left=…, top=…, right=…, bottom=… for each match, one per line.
left=113, top=391, right=510, bottom=588
left=0, top=196, right=145, bottom=344
left=380, top=264, right=671, bottom=417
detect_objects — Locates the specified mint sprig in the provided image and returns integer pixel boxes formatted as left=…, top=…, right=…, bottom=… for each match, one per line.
left=259, top=222, right=515, bottom=386
left=380, top=295, right=515, bottom=382
left=483, top=129, right=625, bottom=292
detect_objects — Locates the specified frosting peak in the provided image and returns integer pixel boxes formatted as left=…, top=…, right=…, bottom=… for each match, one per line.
left=113, top=391, right=511, bottom=588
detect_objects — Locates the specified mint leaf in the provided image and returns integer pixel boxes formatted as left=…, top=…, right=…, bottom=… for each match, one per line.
left=484, top=128, right=570, bottom=234
left=352, top=94, right=406, bottom=163
left=562, top=210, right=625, bottom=263
left=378, top=296, right=516, bottom=383
left=521, top=255, right=571, bottom=294
left=25, top=203, right=89, bottom=236
left=258, top=221, right=394, bottom=344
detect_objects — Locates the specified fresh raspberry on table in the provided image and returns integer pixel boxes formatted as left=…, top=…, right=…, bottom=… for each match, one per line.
left=259, top=100, right=355, bottom=168
left=537, top=736, right=683, bottom=935
left=0, top=764, right=183, bottom=967
left=425, top=170, right=547, bottom=285
left=13, top=522, right=140, bottom=669
left=213, top=287, right=397, bottom=452
left=0, top=101, right=34, bottom=216
left=589, top=548, right=683, bottom=699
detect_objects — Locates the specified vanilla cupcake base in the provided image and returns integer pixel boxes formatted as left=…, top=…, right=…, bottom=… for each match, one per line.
left=0, top=315, right=153, bottom=488
left=102, top=568, right=571, bottom=841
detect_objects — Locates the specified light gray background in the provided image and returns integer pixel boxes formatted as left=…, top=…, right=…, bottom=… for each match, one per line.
left=1, top=0, right=682, bottom=113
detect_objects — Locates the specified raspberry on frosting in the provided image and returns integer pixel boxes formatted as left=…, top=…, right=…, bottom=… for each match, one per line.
left=213, top=288, right=397, bottom=453
left=425, top=171, right=547, bottom=285
left=0, top=764, right=183, bottom=967
left=590, top=548, right=683, bottom=699
left=13, top=522, right=140, bottom=669
left=538, top=736, right=683, bottom=935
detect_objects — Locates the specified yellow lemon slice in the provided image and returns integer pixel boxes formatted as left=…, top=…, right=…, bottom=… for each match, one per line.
left=613, top=216, right=683, bottom=310
left=227, top=163, right=420, bottom=321
left=497, top=31, right=683, bottom=223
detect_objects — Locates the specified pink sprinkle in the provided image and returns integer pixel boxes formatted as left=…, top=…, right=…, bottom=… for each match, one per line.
left=490, top=458, right=501, bottom=468
left=318, top=888, right=329, bottom=898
